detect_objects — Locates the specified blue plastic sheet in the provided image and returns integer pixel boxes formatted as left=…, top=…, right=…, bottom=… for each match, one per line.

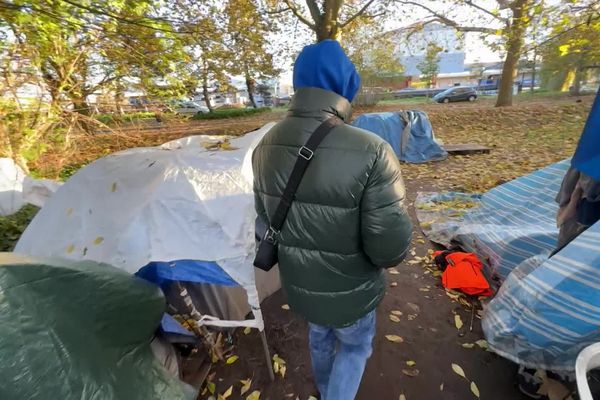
left=136, top=260, right=238, bottom=289
left=352, top=111, right=447, bottom=163
left=572, top=87, right=600, bottom=181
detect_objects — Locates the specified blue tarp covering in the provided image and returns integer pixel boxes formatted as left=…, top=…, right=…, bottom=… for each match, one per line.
left=136, top=260, right=238, bottom=289
left=416, top=160, right=600, bottom=370
left=352, top=111, right=447, bottom=163
left=572, top=87, right=600, bottom=181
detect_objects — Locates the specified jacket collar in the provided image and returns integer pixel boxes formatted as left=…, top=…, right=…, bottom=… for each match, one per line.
left=288, top=87, right=352, bottom=122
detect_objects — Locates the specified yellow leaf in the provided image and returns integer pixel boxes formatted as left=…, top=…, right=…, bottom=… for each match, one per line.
left=471, top=381, right=480, bottom=398
left=240, top=379, right=252, bottom=395
left=66, top=244, right=75, bottom=254
left=246, top=390, right=261, bottom=400
left=391, top=310, right=403, bottom=316
left=388, top=268, right=400, bottom=275
left=207, top=382, right=216, bottom=394
left=280, top=364, right=287, bottom=379
left=244, top=327, right=252, bottom=335
left=93, top=236, right=104, bottom=245
left=389, top=314, right=401, bottom=323
left=221, top=386, right=233, bottom=399
left=308, top=397, right=318, bottom=400
left=419, top=288, right=430, bottom=292
left=399, top=394, right=407, bottom=400
left=406, top=360, right=416, bottom=367
left=452, top=363, right=466, bottom=379
left=273, top=354, right=286, bottom=365
left=281, top=304, right=290, bottom=310
left=462, top=343, right=475, bottom=349
left=475, top=339, right=488, bottom=349
left=226, top=355, right=239, bottom=365
left=455, top=314, right=464, bottom=330
left=385, top=335, right=404, bottom=343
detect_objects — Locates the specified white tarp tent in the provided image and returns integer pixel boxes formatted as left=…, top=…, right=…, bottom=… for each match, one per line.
left=16, top=123, right=280, bottom=332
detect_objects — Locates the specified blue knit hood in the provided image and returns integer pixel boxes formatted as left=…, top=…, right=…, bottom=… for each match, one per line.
left=293, top=40, right=361, bottom=102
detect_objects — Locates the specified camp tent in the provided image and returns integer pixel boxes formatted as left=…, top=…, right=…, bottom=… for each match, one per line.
left=15, top=123, right=280, bottom=332
left=352, top=111, right=447, bottom=163
left=0, top=253, right=195, bottom=400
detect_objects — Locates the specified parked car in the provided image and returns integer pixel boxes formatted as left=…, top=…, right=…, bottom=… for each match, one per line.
left=174, top=101, right=210, bottom=114
left=433, top=87, right=478, bottom=103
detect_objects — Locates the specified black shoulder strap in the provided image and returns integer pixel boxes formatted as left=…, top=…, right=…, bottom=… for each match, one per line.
left=269, top=116, right=343, bottom=234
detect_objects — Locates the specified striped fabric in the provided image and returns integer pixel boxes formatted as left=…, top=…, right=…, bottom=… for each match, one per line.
left=417, top=160, right=600, bottom=370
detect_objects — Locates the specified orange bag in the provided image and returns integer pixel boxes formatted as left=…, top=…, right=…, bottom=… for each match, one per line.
left=434, top=251, right=493, bottom=297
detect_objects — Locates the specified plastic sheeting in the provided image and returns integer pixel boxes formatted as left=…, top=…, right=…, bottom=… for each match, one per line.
left=0, top=253, right=195, bottom=400
left=16, top=123, right=280, bottom=331
left=415, top=160, right=569, bottom=281
left=352, top=111, right=447, bottom=163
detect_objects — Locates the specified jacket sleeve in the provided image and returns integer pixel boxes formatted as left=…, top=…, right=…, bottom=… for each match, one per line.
left=361, top=143, right=413, bottom=268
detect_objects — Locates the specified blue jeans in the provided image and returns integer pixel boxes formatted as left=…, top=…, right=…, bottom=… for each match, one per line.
left=308, top=310, right=376, bottom=400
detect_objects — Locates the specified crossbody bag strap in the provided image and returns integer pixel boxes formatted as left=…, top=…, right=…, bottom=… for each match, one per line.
left=265, top=116, right=343, bottom=241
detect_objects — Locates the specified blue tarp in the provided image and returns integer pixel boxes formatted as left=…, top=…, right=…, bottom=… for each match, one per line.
left=572, top=87, right=600, bottom=181
left=352, top=111, right=447, bottom=163
left=415, top=160, right=600, bottom=370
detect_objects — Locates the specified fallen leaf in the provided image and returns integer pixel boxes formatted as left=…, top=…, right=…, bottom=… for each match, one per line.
left=470, top=381, right=480, bottom=398
left=417, top=239, right=426, bottom=244
left=385, top=335, right=404, bottom=343
left=388, top=268, right=400, bottom=275
left=402, top=369, right=420, bottom=377
left=462, top=343, right=475, bottom=349
left=240, top=379, right=252, bottom=395
left=407, top=314, right=417, bottom=321
left=244, top=327, right=252, bottom=335
left=220, top=386, right=233, bottom=399
left=66, top=244, right=75, bottom=253
left=207, top=382, right=216, bottom=394
left=400, top=394, right=407, bottom=400
left=440, top=383, right=444, bottom=391
left=281, top=304, right=290, bottom=310
left=246, top=390, right=261, bottom=400
left=280, top=365, right=287, bottom=379
left=455, top=314, right=464, bottom=330
left=407, top=259, right=420, bottom=265
left=389, top=314, right=401, bottom=323
left=452, top=363, right=466, bottom=379
left=419, top=287, right=430, bottom=292
left=406, top=360, right=417, bottom=367
left=391, top=310, right=403, bottom=316
left=226, top=355, right=238, bottom=365
left=93, top=236, right=104, bottom=245
left=475, top=339, right=488, bottom=349
left=308, top=397, right=318, bottom=400
left=390, top=282, right=398, bottom=287
left=111, top=182, right=117, bottom=192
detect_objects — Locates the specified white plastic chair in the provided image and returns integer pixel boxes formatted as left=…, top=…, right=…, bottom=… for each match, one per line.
left=576, top=343, right=600, bottom=400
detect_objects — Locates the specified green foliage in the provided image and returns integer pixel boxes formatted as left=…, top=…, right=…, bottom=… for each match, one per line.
left=191, top=107, right=270, bottom=120
left=417, top=43, right=443, bottom=88
left=95, top=112, right=157, bottom=125
left=0, top=205, right=39, bottom=252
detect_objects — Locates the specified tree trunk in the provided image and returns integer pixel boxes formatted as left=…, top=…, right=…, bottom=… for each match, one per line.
left=245, top=71, right=257, bottom=109
left=530, top=49, right=537, bottom=93
left=114, top=85, right=125, bottom=115
left=495, top=0, right=531, bottom=107
left=202, top=78, right=214, bottom=113
left=314, top=1, right=342, bottom=41
left=71, top=95, right=91, bottom=116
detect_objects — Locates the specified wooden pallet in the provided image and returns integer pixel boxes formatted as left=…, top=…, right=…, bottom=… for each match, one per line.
left=444, top=143, right=492, bottom=155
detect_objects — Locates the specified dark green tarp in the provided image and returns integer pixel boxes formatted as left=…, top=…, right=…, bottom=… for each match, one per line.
left=0, top=253, right=194, bottom=400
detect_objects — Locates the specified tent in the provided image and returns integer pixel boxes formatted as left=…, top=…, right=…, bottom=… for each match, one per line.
left=352, top=111, right=447, bottom=163
left=15, top=123, right=281, bottom=333
left=0, top=253, right=195, bottom=400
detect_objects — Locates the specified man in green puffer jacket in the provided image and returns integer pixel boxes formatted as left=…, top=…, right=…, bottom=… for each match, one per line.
left=252, top=40, right=412, bottom=400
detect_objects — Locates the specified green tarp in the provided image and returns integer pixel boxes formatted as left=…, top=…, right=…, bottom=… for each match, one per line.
left=0, top=253, right=194, bottom=400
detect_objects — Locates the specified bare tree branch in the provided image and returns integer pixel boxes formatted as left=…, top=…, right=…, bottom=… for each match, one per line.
left=395, top=1, right=497, bottom=33
left=340, top=0, right=378, bottom=27
left=281, top=0, right=315, bottom=28
left=305, top=0, right=322, bottom=24
left=464, top=0, right=508, bottom=22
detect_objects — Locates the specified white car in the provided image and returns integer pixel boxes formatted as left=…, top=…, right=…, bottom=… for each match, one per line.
left=175, top=101, right=210, bottom=114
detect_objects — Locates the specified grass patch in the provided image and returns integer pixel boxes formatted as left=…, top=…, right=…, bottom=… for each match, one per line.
left=0, top=205, right=39, bottom=252
left=192, top=107, right=270, bottom=120
left=95, top=112, right=157, bottom=125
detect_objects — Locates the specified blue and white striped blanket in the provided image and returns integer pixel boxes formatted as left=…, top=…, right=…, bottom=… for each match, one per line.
left=416, top=160, right=600, bottom=371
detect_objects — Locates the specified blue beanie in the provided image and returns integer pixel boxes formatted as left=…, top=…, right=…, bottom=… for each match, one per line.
left=293, top=40, right=361, bottom=102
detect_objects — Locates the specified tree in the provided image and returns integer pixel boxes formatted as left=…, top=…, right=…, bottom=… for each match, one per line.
left=395, top=0, right=542, bottom=107
left=344, top=22, right=404, bottom=87
left=266, top=0, right=395, bottom=42
left=417, top=42, right=442, bottom=88
left=225, top=0, right=278, bottom=108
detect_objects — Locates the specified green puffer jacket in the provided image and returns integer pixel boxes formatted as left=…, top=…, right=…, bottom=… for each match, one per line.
left=252, top=87, right=413, bottom=327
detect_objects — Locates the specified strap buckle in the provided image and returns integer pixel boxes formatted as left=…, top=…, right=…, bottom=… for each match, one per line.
left=298, top=146, right=314, bottom=160
left=264, top=226, right=279, bottom=243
